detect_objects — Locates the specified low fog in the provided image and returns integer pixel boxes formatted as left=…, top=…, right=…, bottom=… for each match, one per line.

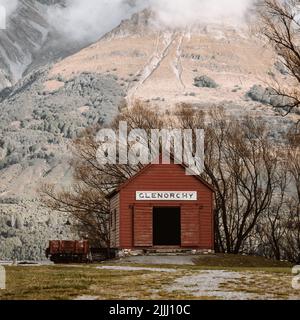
left=46, top=0, right=256, bottom=42
left=46, top=0, right=145, bottom=43
left=0, top=0, right=256, bottom=42
left=0, top=0, right=18, bottom=15
left=151, top=0, right=256, bottom=27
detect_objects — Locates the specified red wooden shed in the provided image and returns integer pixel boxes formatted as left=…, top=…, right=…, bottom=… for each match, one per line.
left=108, top=161, right=215, bottom=252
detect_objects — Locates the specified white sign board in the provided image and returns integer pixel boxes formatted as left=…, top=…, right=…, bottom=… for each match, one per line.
left=136, top=191, right=197, bottom=201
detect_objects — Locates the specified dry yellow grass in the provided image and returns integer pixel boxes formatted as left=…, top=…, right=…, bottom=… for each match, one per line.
left=0, top=254, right=297, bottom=300
left=0, top=265, right=188, bottom=300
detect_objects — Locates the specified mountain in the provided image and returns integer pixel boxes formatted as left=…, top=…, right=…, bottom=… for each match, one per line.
left=0, top=0, right=91, bottom=90
left=48, top=10, right=286, bottom=113
left=0, top=9, right=298, bottom=261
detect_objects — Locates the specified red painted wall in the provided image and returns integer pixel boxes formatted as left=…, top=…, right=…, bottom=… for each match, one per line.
left=113, top=163, right=214, bottom=250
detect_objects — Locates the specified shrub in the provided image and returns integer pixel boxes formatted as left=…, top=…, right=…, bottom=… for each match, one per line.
left=274, top=61, right=289, bottom=75
left=194, top=75, right=218, bottom=88
left=246, top=85, right=275, bottom=104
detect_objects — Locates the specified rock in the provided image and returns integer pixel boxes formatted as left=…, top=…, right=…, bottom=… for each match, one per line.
left=15, top=214, right=24, bottom=230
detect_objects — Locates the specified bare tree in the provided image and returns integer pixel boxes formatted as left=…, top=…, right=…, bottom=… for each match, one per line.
left=209, top=112, right=283, bottom=253
left=176, top=107, right=282, bottom=254
left=42, top=102, right=295, bottom=260
left=41, top=101, right=163, bottom=247
left=256, top=166, right=288, bottom=260
left=254, top=127, right=300, bottom=263
left=257, top=0, right=300, bottom=114
left=283, top=128, right=300, bottom=262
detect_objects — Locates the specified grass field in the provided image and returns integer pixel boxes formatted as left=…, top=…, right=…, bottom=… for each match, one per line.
left=0, top=254, right=298, bottom=300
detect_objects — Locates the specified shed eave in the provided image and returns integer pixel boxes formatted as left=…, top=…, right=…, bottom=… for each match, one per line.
left=106, top=163, right=215, bottom=200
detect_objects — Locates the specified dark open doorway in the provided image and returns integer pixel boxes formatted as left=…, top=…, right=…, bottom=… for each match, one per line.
left=153, top=207, right=181, bottom=246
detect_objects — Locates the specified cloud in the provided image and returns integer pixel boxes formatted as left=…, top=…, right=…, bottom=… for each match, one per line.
left=0, top=0, right=18, bottom=28
left=46, top=0, right=256, bottom=43
left=46, top=0, right=145, bottom=43
left=0, top=0, right=18, bottom=16
left=150, top=0, right=256, bottom=27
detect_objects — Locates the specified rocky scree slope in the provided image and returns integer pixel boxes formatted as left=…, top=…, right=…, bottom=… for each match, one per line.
left=48, top=10, right=300, bottom=126
left=0, top=67, right=125, bottom=260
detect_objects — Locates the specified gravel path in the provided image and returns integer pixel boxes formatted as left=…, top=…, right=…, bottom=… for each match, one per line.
left=166, top=270, right=257, bottom=300
left=74, top=295, right=99, bottom=300
left=96, top=266, right=177, bottom=272
left=109, top=255, right=197, bottom=265
left=0, top=261, right=53, bottom=266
